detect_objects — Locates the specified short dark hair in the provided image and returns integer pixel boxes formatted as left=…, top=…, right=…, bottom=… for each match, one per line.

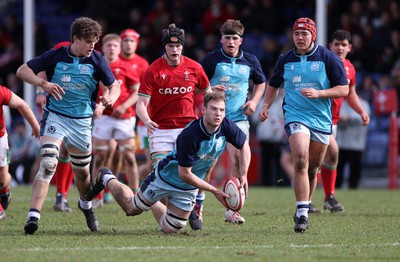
left=220, top=19, right=244, bottom=37
left=203, top=91, right=226, bottom=108
left=330, top=29, right=351, bottom=43
left=70, top=17, right=102, bottom=42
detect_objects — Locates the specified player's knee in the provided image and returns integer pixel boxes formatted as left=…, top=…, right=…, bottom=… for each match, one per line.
left=36, top=143, right=59, bottom=182
left=160, top=212, right=187, bottom=233
left=70, top=152, right=91, bottom=170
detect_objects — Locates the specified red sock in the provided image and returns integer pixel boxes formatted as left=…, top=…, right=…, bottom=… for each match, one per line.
left=321, top=165, right=337, bottom=201
left=0, top=186, right=9, bottom=194
left=104, top=188, right=110, bottom=194
left=55, top=159, right=71, bottom=196
left=63, top=163, right=75, bottom=198
left=95, top=192, right=104, bottom=200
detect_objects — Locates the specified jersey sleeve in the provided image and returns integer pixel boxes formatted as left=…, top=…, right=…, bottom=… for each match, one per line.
left=94, top=54, right=116, bottom=87
left=250, top=54, right=266, bottom=85
left=176, top=127, right=199, bottom=167
left=222, top=118, right=246, bottom=149
left=200, top=53, right=215, bottom=80
left=196, top=66, right=211, bottom=91
left=0, top=85, right=12, bottom=105
left=268, top=54, right=285, bottom=88
left=138, top=67, right=155, bottom=97
left=326, top=52, right=348, bottom=87
left=26, top=49, right=57, bottom=74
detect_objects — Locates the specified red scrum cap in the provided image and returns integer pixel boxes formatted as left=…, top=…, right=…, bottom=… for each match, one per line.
left=293, top=17, right=316, bottom=42
left=120, top=29, right=140, bottom=44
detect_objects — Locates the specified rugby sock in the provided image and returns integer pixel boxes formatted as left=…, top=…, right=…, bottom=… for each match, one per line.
left=55, top=158, right=71, bottom=196
left=64, top=162, right=75, bottom=198
left=296, top=201, right=309, bottom=218
left=79, top=198, right=92, bottom=210
left=102, top=174, right=117, bottom=188
left=321, top=164, right=337, bottom=201
left=27, top=208, right=41, bottom=220
left=196, top=192, right=205, bottom=208
left=0, top=185, right=9, bottom=194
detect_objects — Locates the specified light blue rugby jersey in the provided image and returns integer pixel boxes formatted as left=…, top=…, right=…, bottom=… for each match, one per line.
left=27, top=46, right=115, bottom=118
left=269, top=44, right=348, bottom=134
left=200, top=49, right=266, bottom=122
left=157, top=117, right=246, bottom=190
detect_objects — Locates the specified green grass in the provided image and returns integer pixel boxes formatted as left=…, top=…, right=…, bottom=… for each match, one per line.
left=1, top=186, right=399, bottom=262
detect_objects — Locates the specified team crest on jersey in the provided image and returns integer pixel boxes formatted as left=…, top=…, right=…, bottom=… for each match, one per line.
left=61, top=75, right=71, bottom=82
left=292, top=75, right=301, bottom=83
left=238, top=65, right=247, bottom=74
left=47, top=125, right=56, bottom=134
left=184, top=70, right=190, bottom=80
left=79, top=65, right=90, bottom=74
left=310, top=62, right=320, bottom=71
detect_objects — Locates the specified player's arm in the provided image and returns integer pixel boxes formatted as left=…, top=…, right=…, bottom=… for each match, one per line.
left=101, top=80, right=120, bottom=107
left=238, top=142, right=251, bottom=197
left=346, top=87, right=370, bottom=126
left=259, top=84, right=280, bottom=122
left=111, top=83, right=139, bottom=118
left=178, top=165, right=229, bottom=208
left=301, top=84, right=349, bottom=99
left=136, top=95, right=159, bottom=133
left=8, top=92, right=40, bottom=137
left=16, top=63, right=64, bottom=101
left=242, top=82, right=266, bottom=116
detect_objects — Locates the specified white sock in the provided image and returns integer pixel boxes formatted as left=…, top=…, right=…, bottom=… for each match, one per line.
left=296, top=201, right=309, bottom=218
left=79, top=198, right=92, bottom=210
left=103, top=174, right=117, bottom=187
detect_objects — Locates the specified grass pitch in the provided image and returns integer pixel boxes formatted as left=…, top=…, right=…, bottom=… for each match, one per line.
left=0, top=185, right=399, bottom=262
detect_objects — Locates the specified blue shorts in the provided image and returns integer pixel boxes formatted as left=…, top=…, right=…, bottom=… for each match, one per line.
left=41, top=110, right=92, bottom=153
left=140, top=169, right=198, bottom=212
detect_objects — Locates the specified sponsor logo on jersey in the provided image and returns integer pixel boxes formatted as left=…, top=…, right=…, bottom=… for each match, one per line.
left=61, top=75, right=71, bottom=82
left=162, top=73, right=166, bottom=80
left=290, top=64, right=294, bottom=70
left=292, top=75, right=301, bottom=83
left=158, top=86, right=193, bottom=95
left=220, top=75, right=230, bottom=83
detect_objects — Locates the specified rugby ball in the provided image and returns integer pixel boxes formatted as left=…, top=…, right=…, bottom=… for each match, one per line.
left=223, top=177, right=245, bottom=211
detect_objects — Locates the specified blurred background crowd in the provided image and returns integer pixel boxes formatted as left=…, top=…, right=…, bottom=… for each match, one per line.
left=0, top=0, right=398, bottom=187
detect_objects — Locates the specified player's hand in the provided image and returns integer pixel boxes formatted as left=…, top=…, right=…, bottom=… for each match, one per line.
left=213, top=189, right=230, bottom=209
left=258, top=104, right=270, bottom=122
left=42, top=82, right=64, bottom=101
left=99, top=95, right=114, bottom=108
left=238, top=176, right=248, bottom=198
left=211, top=85, right=227, bottom=92
left=360, top=112, right=370, bottom=126
left=301, top=88, right=320, bottom=99
left=31, top=125, right=40, bottom=138
left=144, top=120, right=159, bottom=134
left=241, top=100, right=257, bottom=116
left=35, top=94, right=46, bottom=107
left=94, top=103, right=104, bottom=118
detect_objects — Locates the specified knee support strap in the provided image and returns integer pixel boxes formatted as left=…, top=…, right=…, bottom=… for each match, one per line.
left=160, top=211, right=187, bottom=233
left=36, top=143, right=59, bottom=182
left=69, top=152, right=91, bottom=169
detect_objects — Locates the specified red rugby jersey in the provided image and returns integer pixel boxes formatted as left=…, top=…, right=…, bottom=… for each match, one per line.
left=0, top=85, right=12, bottom=137
left=138, top=56, right=210, bottom=129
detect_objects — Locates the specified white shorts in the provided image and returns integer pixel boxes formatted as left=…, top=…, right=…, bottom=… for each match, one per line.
left=136, top=124, right=149, bottom=150
left=41, top=110, right=92, bottom=153
left=149, top=128, right=184, bottom=154
left=92, top=115, right=136, bottom=141
left=0, top=134, right=10, bottom=167
left=140, top=169, right=198, bottom=212
left=285, top=122, right=331, bottom=145
left=234, top=120, right=250, bottom=141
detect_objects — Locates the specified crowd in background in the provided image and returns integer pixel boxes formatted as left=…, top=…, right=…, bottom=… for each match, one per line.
left=0, top=0, right=399, bottom=186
